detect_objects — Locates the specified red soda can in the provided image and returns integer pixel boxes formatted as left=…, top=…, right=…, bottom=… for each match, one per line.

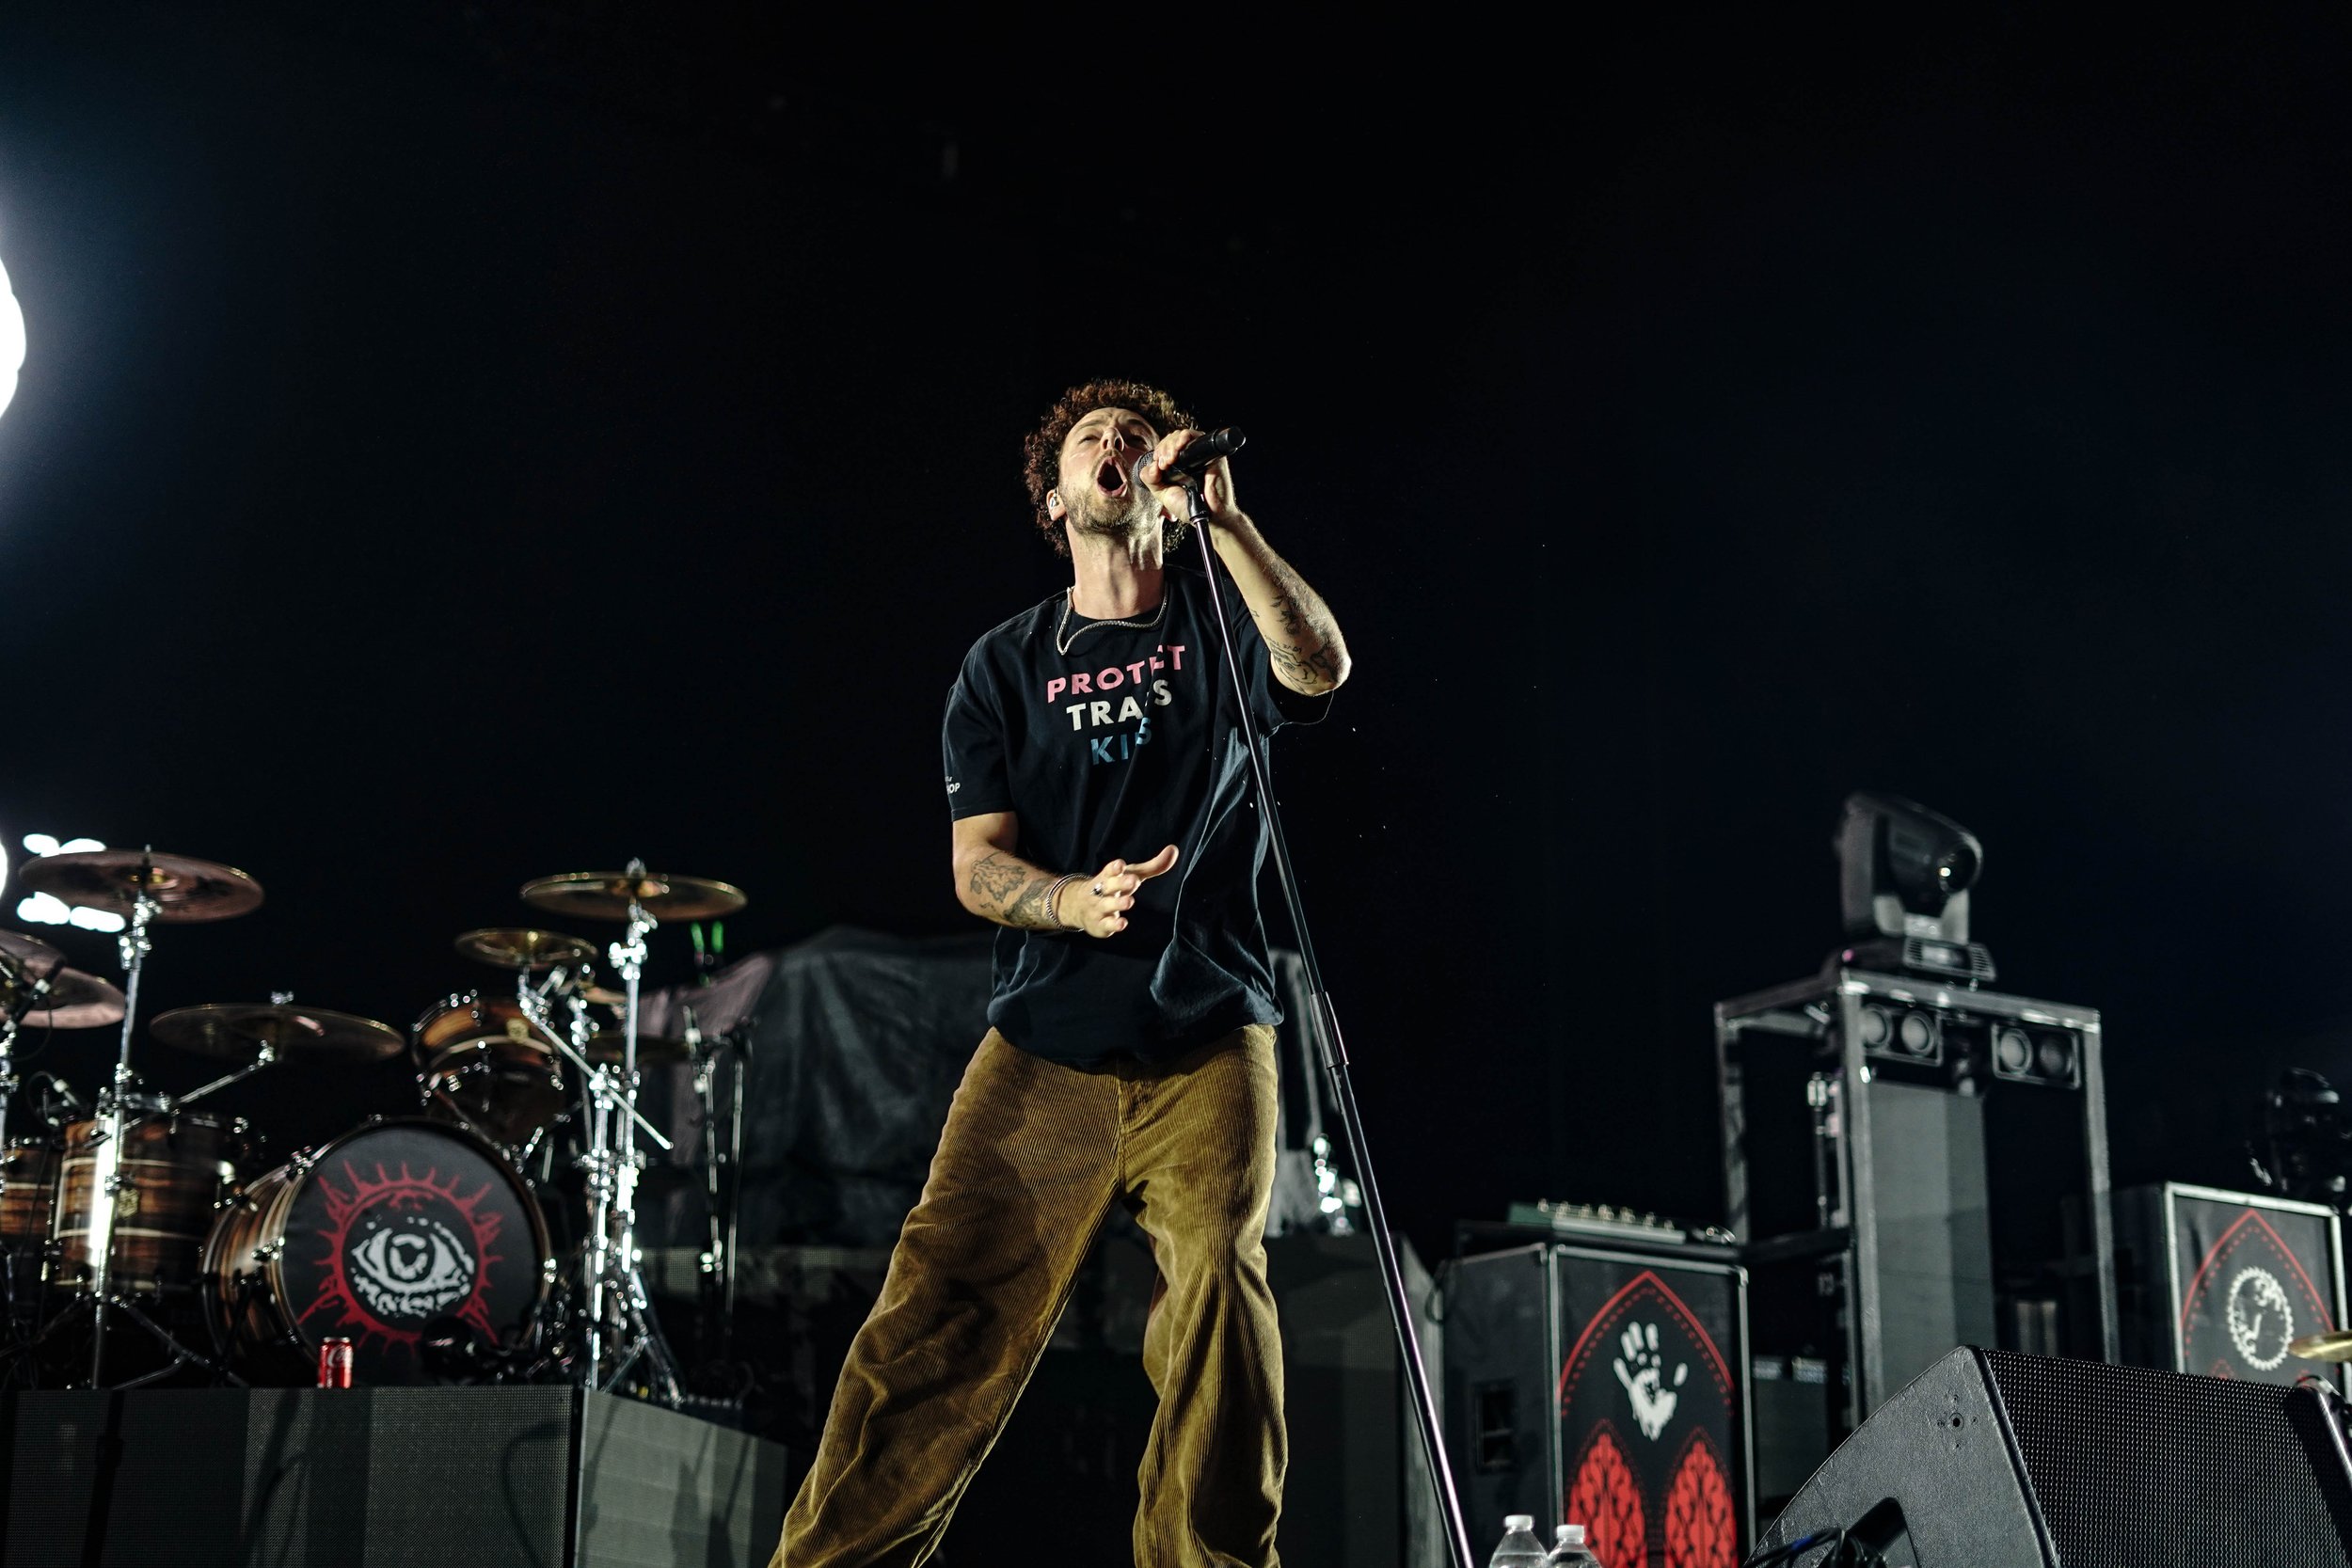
left=317, top=1338, right=355, bottom=1389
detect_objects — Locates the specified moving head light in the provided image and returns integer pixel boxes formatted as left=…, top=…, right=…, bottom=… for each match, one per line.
left=1833, top=791, right=1994, bottom=981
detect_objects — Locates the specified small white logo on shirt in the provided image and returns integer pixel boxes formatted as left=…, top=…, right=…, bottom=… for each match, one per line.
left=946, top=776, right=961, bottom=795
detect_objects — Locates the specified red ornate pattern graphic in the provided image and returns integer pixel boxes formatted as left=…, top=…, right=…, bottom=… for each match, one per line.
left=1565, top=1422, right=1646, bottom=1568
left=2178, top=1207, right=2337, bottom=1381
left=1662, top=1429, right=1736, bottom=1568
left=295, top=1159, right=507, bottom=1353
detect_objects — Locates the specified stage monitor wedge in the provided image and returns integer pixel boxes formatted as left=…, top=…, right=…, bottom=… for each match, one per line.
left=1760, top=1347, right=2352, bottom=1568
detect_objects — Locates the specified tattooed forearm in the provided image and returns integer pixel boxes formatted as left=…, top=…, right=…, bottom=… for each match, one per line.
left=965, top=851, right=1067, bottom=929
left=1248, top=560, right=1349, bottom=695
left=967, top=852, right=1027, bottom=906
left=1005, top=876, right=1060, bottom=928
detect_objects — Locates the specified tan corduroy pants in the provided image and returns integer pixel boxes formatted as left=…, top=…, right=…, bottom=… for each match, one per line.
left=771, top=1024, right=1286, bottom=1568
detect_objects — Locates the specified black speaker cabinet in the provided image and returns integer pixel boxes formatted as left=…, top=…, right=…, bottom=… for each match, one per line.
left=1760, top=1347, right=2352, bottom=1567
left=2115, top=1181, right=2348, bottom=1391
left=1716, top=966, right=2116, bottom=1459
left=1443, top=1241, right=1754, bottom=1568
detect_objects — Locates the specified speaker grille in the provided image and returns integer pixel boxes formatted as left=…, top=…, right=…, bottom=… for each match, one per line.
left=1986, top=1350, right=2352, bottom=1567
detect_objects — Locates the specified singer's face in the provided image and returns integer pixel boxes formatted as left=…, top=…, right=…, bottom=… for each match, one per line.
left=1058, top=406, right=1162, bottom=538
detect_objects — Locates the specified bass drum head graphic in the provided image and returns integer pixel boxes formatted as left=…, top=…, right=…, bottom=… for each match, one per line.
left=206, top=1119, right=549, bottom=1385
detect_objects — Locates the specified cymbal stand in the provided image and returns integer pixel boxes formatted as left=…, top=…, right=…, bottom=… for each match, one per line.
left=86, top=883, right=159, bottom=1387
left=516, top=952, right=679, bottom=1399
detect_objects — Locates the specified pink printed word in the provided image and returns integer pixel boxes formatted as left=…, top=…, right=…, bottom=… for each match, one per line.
left=1046, top=644, right=1184, bottom=705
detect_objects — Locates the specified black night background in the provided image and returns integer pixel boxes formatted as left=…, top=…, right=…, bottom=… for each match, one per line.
left=2, top=3, right=2348, bottom=1316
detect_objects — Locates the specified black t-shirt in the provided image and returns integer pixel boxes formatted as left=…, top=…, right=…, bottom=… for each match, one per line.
left=942, top=563, right=1319, bottom=1065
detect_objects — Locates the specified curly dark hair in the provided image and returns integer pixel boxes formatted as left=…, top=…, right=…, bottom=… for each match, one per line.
left=1021, top=377, right=1198, bottom=558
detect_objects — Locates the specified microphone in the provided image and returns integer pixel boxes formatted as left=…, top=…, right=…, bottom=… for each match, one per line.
left=1148, top=427, right=1247, bottom=483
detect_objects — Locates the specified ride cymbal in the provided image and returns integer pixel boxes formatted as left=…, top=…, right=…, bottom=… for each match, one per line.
left=20, top=968, right=126, bottom=1030
left=519, top=871, right=745, bottom=924
left=454, top=927, right=596, bottom=972
left=151, top=1004, right=403, bottom=1064
left=18, top=850, right=263, bottom=923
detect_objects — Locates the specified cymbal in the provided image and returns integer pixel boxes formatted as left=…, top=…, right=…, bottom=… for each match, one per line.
left=2292, top=1330, right=2352, bottom=1364
left=0, top=929, right=65, bottom=979
left=582, top=983, right=627, bottom=1007
left=21, top=968, right=126, bottom=1030
left=453, top=927, right=596, bottom=972
left=17, top=850, right=263, bottom=923
left=151, top=1003, right=404, bottom=1064
left=520, top=871, right=745, bottom=924
left=583, top=1029, right=695, bottom=1066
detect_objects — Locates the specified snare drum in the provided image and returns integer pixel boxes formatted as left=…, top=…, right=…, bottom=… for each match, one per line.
left=55, top=1111, right=237, bottom=1293
left=203, top=1118, right=551, bottom=1385
left=412, top=991, right=566, bottom=1152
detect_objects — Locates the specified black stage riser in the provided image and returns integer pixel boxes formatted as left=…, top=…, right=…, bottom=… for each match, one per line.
left=1, top=1386, right=790, bottom=1568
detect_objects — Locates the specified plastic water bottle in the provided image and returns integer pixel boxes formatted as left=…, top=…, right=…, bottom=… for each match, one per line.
left=1546, top=1523, right=1602, bottom=1567
left=1488, top=1514, right=1548, bottom=1568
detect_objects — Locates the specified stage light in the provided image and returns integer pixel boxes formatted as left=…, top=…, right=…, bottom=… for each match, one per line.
left=1834, top=792, right=1993, bottom=981
left=0, top=251, right=21, bottom=422
left=13, top=834, right=125, bottom=931
left=17, top=890, right=69, bottom=925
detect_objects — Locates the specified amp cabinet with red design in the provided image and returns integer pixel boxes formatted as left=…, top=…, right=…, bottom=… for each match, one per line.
left=2114, top=1181, right=2348, bottom=1390
left=1442, top=1239, right=1755, bottom=1568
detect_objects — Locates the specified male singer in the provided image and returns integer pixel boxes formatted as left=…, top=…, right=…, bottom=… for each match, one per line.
left=771, top=377, right=1350, bottom=1567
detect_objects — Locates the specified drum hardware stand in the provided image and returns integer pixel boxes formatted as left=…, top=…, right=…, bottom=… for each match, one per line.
left=71, top=875, right=237, bottom=1390
left=515, top=958, right=681, bottom=1400
left=1170, top=462, right=1476, bottom=1568
left=84, top=877, right=159, bottom=1387
left=688, top=1013, right=752, bottom=1359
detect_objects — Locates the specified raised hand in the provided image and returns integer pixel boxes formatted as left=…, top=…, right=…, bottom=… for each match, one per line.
left=1067, top=844, right=1180, bottom=938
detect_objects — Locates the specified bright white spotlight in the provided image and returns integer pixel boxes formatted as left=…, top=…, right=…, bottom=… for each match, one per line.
left=16, top=891, right=69, bottom=926
left=21, top=832, right=58, bottom=857
left=67, top=907, right=125, bottom=933
left=56, top=838, right=104, bottom=853
left=0, top=252, right=21, bottom=421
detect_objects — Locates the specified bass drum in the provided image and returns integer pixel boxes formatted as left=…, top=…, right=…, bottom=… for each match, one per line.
left=202, top=1119, right=550, bottom=1385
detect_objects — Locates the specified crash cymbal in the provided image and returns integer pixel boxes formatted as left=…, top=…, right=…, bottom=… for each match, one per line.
left=17, top=850, right=263, bottom=923
left=20, top=968, right=126, bottom=1030
left=151, top=1003, right=403, bottom=1064
left=519, top=871, right=745, bottom=924
left=0, top=929, right=65, bottom=979
left=454, top=927, right=596, bottom=972
left=582, top=1029, right=695, bottom=1066
left=2292, top=1329, right=2352, bottom=1364
left=582, top=983, right=628, bottom=1007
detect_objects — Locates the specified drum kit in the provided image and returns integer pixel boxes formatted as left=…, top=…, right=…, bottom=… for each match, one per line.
left=0, top=847, right=747, bottom=1399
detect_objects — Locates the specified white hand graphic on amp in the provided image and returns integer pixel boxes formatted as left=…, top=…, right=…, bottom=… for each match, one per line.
left=1612, top=1321, right=1689, bottom=1440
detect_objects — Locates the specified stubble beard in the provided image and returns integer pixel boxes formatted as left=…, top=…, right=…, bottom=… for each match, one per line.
left=1068, top=482, right=1165, bottom=562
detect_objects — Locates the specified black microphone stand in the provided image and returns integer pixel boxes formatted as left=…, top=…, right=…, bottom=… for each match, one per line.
left=1173, top=467, right=1474, bottom=1568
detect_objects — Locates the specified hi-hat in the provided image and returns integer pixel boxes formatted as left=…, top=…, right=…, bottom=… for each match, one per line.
left=21, top=968, right=127, bottom=1030
left=454, top=927, right=596, bottom=972
left=520, top=871, right=745, bottom=924
left=151, top=1004, right=403, bottom=1063
left=18, top=850, right=264, bottom=923
left=2291, top=1329, right=2352, bottom=1364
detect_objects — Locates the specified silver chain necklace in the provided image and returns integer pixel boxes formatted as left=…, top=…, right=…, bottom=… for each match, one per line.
left=1055, top=589, right=1168, bottom=657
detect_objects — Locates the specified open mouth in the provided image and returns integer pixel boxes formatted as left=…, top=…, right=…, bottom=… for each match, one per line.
left=1094, top=455, right=1128, bottom=496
